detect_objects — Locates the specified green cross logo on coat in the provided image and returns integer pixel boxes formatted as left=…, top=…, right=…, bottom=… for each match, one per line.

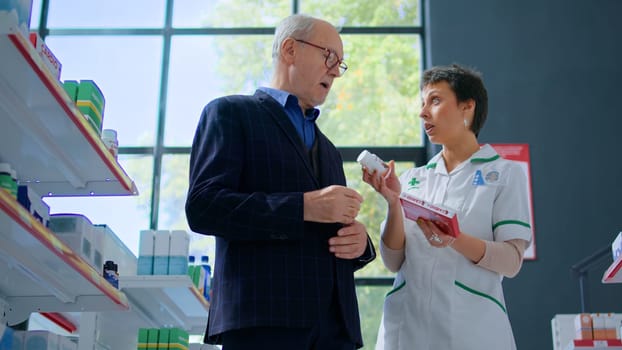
left=407, top=177, right=420, bottom=190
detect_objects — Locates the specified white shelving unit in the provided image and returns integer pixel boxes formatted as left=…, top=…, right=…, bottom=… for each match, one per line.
left=0, top=29, right=208, bottom=349
left=50, top=276, right=210, bottom=349
left=0, top=190, right=129, bottom=325
left=0, top=31, right=137, bottom=197
left=121, top=275, right=210, bottom=335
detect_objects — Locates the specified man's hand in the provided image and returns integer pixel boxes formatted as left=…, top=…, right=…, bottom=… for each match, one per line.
left=329, top=220, right=368, bottom=259
left=303, top=185, right=363, bottom=224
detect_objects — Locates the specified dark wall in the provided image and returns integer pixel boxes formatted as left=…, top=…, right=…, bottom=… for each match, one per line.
left=424, top=0, right=622, bottom=348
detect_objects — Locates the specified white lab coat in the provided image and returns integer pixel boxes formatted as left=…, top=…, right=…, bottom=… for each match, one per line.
left=376, top=145, right=532, bottom=350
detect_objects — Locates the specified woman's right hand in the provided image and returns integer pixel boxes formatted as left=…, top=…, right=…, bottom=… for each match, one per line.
left=362, top=160, right=401, bottom=205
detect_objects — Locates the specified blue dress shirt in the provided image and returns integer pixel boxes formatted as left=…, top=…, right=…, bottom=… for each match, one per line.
left=258, top=87, right=320, bottom=149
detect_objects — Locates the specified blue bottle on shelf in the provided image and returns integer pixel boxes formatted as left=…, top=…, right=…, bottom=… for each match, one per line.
left=200, top=255, right=211, bottom=302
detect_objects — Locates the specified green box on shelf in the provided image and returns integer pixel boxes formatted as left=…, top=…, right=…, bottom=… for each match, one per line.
left=137, top=328, right=149, bottom=349
left=169, top=328, right=189, bottom=350
left=147, top=328, right=159, bottom=348
left=76, top=80, right=105, bottom=134
left=62, top=80, right=79, bottom=102
left=157, top=328, right=169, bottom=350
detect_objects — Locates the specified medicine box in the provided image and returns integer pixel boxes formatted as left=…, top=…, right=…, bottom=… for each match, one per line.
left=48, top=213, right=95, bottom=269
left=604, top=313, right=621, bottom=340
left=137, top=328, right=149, bottom=349
left=168, top=230, right=190, bottom=275
left=137, top=229, right=155, bottom=275
left=169, top=328, right=189, bottom=350
left=157, top=328, right=170, bottom=350
left=76, top=80, right=105, bottom=134
left=592, top=313, right=607, bottom=340
left=63, top=80, right=79, bottom=102
left=147, top=328, right=159, bottom=349
left=153, top=230, right=170, bottom=275
left=574, top=313, right=593, bottom=340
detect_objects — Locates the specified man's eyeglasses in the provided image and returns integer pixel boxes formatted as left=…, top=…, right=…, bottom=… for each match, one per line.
left=294, top=39, right=348, bottom=76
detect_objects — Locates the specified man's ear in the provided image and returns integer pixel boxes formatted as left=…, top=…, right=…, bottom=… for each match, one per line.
left=281, top=38, right=297, bottom=64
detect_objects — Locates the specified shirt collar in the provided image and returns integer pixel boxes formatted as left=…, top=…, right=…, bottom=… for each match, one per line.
left=258, top=87, right=320, bottom=120
left=469, top=144, right=500, bottom=163
left=427, top=144, right=499, bottom=173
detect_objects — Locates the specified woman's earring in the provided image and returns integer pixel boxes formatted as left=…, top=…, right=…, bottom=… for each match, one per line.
left=464, top=119, right=469, bottom=128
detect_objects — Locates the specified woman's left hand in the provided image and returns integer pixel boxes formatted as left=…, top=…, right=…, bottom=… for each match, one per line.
left=416, top=218, right=456, bottom=248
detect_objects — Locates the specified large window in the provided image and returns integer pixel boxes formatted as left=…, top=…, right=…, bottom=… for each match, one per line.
left=33, top=0, right=425, bottom=347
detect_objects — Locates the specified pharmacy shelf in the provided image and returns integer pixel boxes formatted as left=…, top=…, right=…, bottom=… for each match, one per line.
left=0, top=190, right=129, bottom=326
left=49, top=274, right=211, bottom=350
left=0, top=31, right=137, bottom=197
left=120, top=275, right=209, bottom=334
left=565, top=339, right=622, bottom=349
left=602, top=255, right=622, bottom=283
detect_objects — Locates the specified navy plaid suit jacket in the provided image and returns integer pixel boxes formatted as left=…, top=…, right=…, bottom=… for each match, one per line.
left=186, top=90, right=375, bottom=347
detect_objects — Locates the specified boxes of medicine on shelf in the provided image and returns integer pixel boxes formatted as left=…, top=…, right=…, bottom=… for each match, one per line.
left=17, top=185, right=50, bottom=227
left=612, top=231, right=622, bottom=261
left=0, top=0, right=33, bottom=37
left=169, top=230, right=190, bottom=275
left=29, top=32, right=62, bottom=80
left=137, top=229, right=155, bottom=275
left=92, top=224, right=137, bottom=276
left=48, top=213, right=95, bottom=269
left=76, top=80, right=105, bottom=134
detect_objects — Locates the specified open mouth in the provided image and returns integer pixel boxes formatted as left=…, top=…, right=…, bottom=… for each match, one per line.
left=424, top=123, right=434, bottom=133
left=320, top=82, right=330, bottom=89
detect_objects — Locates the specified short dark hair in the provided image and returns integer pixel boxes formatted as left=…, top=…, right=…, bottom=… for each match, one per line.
left=421, top=64, right=488, bottom=136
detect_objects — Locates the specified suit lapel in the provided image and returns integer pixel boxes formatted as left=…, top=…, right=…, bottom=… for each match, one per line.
left=315, top=128, right=344, bottom=187
left=254, top=90, right=320, bottom=187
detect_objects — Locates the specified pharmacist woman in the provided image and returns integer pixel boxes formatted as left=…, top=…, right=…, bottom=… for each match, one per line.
left=363, top=64, right=532, bottom=350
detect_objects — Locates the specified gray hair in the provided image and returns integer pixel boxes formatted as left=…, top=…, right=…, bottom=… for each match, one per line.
left=272, top=14, right=317, bottom=62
